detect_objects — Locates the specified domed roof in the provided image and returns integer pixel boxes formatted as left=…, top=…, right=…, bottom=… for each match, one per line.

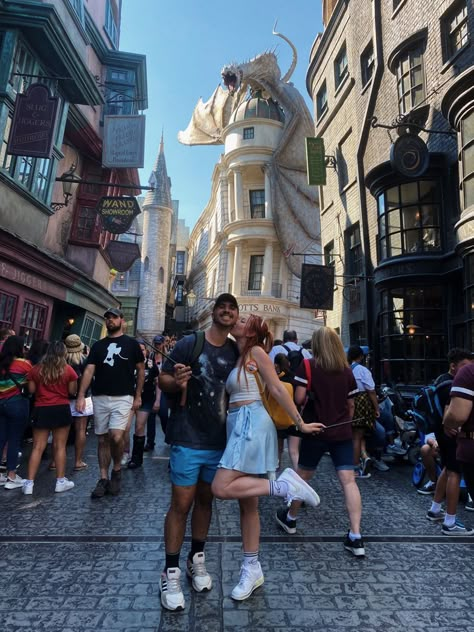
left=230, top=91, right=285, bottom=124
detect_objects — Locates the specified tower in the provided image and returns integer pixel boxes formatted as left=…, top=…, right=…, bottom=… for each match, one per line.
left=137, top=134, right=173, bottom=337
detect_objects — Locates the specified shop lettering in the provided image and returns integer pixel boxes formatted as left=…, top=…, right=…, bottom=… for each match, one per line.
left=0, top=262, right=44, bottom=291
left=238, top=303, right=280, bottom=313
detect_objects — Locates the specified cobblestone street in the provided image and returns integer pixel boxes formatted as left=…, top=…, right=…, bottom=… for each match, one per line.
left=1, top=435, right=474, bottom=632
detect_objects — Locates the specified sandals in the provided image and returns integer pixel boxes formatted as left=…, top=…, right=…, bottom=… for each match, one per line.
left=73, top=463, right=88, bottom=471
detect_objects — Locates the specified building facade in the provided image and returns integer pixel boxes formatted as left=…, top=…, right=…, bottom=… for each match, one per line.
left=307, top=0, right=473, bottom=386
left=0, top=0, right=147, bottom=346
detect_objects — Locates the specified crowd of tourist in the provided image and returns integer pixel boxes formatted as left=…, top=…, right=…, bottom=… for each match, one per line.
left=1, top=296, right=474, bottom=612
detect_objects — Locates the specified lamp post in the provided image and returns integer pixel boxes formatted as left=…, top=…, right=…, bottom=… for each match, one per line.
left=51, top=163, right=82, bottom=211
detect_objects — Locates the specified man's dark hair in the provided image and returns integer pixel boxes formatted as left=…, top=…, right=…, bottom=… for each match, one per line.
left=0, top=328, right=10, bottom=341
left=447, top=348, right=473, bottom=365
left=347, top=345, right=364, bottom=363
left=283, top=330, right=297, bottom=343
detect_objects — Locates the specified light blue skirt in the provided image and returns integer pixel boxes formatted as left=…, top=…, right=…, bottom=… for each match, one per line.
left=218, top=401, right=278, bottom=475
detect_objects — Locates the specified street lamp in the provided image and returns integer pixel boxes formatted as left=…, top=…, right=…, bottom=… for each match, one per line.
left=186, top=289, right=197, bottom=308
left=51, top=163, right=82, bottom=211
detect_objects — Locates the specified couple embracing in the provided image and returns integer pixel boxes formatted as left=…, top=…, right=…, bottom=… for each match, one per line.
left=158, top=293, right=323, bottom=611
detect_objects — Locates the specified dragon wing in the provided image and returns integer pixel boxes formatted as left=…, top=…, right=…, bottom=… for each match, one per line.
left=178, top=85, right=233, bottom=146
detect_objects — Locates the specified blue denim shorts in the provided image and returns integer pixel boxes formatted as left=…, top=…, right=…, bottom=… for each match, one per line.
left=169, top=445, right=224, bottom=486
left=299, top=438, right=354, bottom=471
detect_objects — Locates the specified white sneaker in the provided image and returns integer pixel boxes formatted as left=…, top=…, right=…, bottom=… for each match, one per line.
left=276, top=468, right=320, bottom=508
left=160, top=567, right=185, bottom=611
left=231, top=561, right=264, bottom=601
left=372, top=458, right=390, bottom=472
left=22, top=480, right=34, bottom=495
left=4, top=474, right=24, bottom=489
left=121, top=453, right=130, bottom=466
left=186, top=552, right=212, bottom=592
left=55, top=478, right=75, bottom=493
left=0, top=473, right=7, bottom=486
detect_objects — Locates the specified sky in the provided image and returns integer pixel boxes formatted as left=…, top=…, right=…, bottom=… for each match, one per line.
left=119, top=1, right=323, bottom=229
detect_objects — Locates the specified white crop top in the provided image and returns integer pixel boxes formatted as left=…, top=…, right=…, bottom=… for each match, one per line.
left=226, top=366, right=262, bottom=403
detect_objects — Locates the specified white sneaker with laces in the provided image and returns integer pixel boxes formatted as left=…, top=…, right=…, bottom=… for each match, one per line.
left=0, top=473, right=7, bottom=486
left=277, top=468, right=320, bottom=508
left=186, top=552, right=212, bottom=592
left=121, top=453, right=130, bottom=466
left=231, top=561, right=264, bottom=601
left=372, top=458, right=390, bottom=472
left=160, top=567, right=185, bottom=611
left=55, top=478, right=75, bottom=493
left=4, top=474, right=24, bottom=489
left=22, top=480, right=34, bottom=495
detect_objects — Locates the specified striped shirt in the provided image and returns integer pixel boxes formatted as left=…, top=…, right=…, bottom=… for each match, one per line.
left=0, top=358, right=32, bottom=399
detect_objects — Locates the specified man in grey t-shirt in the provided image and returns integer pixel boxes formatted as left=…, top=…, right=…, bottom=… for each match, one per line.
left=158, top=294, right=239, bottom=611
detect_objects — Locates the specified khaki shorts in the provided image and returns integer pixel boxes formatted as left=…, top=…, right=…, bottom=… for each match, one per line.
left=92, top=395, right=133, bottom=434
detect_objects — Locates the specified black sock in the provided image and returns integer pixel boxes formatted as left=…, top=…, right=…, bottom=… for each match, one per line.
left=165, top=551, right=180, bottom=571
left=188, top=539, right=205, bottom=561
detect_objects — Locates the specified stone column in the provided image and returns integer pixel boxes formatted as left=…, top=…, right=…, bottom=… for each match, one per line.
left=227, top=171, right=234, bottom=222
left=264, top=165, right=272, bottom=219
left=234, top=169, right=243, bottom=221
left=261, top=242, right=273, bottom=296
left=232, top=243, right=242, bottom=297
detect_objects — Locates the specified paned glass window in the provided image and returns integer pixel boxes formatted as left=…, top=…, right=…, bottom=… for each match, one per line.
left=249, top=190, right=265, bottom=218
left=443, top=1, right=469, bottom=60
left=243, top=127, right=254, bottom=140
left=68, top=0, right=85, bottom=23
left=335, top=44, right=348, bottom=89
left=105, top=0, right=119, bottom=48
left=377, top=180, right=441, bottom=260
left=248, top=255, right=264, bottom=291
left=461, top=108, right=474, bottom=209
left=176, top=251, right=185, bottom=274
left=324, top=241, right=336, bottom=267
left=19, top=301, right=47, bottom=346
left=0, top=292, right=17, bottom=329
left=346, top=223, right=363, bottom=276
left=361, top=41, right=374, bottom=87
left=396, top=47, right=425, bottom=114
left=316, top=82, right=328, bottom=120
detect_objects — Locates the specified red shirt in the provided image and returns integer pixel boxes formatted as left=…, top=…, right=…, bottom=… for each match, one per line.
left=295, top=361, right=358, bottom=441
left=28, top=364, right=78, bottom=407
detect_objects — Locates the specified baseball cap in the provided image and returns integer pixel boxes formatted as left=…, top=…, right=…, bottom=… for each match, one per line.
left=213, top=293, right=239, bottom=310
left=153, top=335, right=165, bottom=344
left=103, top=307, right=123, bottom=318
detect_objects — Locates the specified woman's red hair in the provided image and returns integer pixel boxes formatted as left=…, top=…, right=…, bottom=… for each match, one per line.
left=240, top=314, right=273, bottom=362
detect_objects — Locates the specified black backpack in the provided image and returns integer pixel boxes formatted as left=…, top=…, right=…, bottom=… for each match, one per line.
left=411, top=379, right=452, bottom=434
left=283, top=344, right=304, bottom=374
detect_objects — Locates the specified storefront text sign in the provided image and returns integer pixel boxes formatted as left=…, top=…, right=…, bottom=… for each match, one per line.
left=305, top=137, right=326, bottom=186
left=0, top=261, right=62, bottom=298
left=96, top=196, right=141, bottom=234
left=103, top=115, right=146, bottom=168
left=7, top=83, right=59, bottom=158
left=239, top=303, right=282, bottom=313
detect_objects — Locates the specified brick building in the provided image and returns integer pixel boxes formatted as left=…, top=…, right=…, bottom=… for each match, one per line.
left=307, top=0, right=473, bottom=386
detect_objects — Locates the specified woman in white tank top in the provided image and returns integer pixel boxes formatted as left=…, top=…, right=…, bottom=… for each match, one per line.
left=211, top=314, right=324, bottom=601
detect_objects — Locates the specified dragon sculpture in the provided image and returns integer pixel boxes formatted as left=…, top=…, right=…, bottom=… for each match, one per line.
left=178, top=26, right=320, bottom=276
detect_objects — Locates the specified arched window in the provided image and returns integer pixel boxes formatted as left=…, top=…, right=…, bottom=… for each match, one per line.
left=159, top=266, right=164, bottom=283
left=144, top=257, right=149, bottom=272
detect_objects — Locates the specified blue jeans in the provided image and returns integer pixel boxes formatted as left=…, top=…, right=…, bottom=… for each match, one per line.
left=0, top=396, right=30, bottom=471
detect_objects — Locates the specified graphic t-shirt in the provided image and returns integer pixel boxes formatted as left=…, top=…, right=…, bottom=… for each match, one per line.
left=295, top=361, right=358, bottom=442
left=451, top=363, right=474, bottom=463
left=141, top=359, right=159, bottom=405
left=0, top=358, right=32, bottom=399
left=28, top=364, right=78, bottom=406
left=87, top=335, right=145, bottom=396
left=162, top=333, right=238, bottom=450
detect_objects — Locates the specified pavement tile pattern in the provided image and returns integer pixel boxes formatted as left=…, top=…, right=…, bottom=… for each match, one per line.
left=1, top=436, right=474, bottom=631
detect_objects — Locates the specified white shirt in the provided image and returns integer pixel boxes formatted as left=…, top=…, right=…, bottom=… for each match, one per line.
left=351, top=362, right=375, bottom=392
left=269, top=341, right=312, bottom=362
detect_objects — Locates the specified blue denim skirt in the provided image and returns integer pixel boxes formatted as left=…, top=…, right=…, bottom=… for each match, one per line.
left=219, top=401, right=278, bottom=475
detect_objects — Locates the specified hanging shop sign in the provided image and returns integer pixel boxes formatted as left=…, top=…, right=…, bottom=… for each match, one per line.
left=305, top=137, right=326, bottom=186
left=96, top=196, right=141, bottom=234
left=103, top=115, right=146, bottom=168
left=106, top=241, right=141, bottom=272
left=300, top=264, right=334, bottom=310
left=7, top=83, right=59, bottom=158
left=390, top=134, right=429, bottom=178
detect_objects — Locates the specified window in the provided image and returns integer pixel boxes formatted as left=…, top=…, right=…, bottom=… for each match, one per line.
left=68, top=0, right=84, bottom=23
left=466, top=254, right=474, bottom=349
left=71, top=206, right=101, bottom=243
left=316, top=82, right=328, bottom=120
left=396, top=47, right=425, bottom=114
left=249, top=190, right=265, bottom=218
left=112, top=271, right=129, bottom=291
left=337, top=133, right=351, bottom=191
left=0, top=292, right=17, bottom=328
left=105, top=0, right=119, bottom=48
left=159, top=267, right=164, bottom=283
left=460, top=108, right=474, bottom=209
left=349, top=321, right=367, bottom=346
left=335, top=44, right=348, bottom=89
left=176, top=251, right=185, bottom=274
left=380, top=286, right=447, bottom=384
left=243, top=127, right=254, bottom=140
left=81, top=316, right=103, bottom=348
left=346, top=224, right=363, bottom=276
left=19, top=300, right=47, bottom=347
left=324, top=241, right=336, bottom=267
left=175, top=284, right=184, bottom=305
left=393, top=0, right=403, bottom=10
left=443, top=1, right=469, bottom=60
left=248, top=255, right=264, bottom=291
left=361, top=41, right=375, bottom=87
left=377, top=180, right=441, bottom=260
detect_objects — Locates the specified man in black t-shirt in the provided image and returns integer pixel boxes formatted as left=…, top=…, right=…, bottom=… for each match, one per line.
left=157, top=294, right=239, bottom=611
left=426, top=348, right=473, bottom=534
left=76, top=308, right=144, bottom=499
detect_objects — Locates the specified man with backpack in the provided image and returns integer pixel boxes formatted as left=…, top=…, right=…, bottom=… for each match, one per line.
left=269, top=330, right=311, bottom=374
left=423, top=348, right=474, bottom=535
left=158, top=294, right=239, bottom=611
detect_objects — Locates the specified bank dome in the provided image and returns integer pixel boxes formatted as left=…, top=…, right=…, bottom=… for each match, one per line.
left=229, top=91, right=285, bottom=124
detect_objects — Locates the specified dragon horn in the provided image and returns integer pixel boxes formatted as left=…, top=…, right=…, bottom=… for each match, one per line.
left=272, top=21, right=297, bottom=83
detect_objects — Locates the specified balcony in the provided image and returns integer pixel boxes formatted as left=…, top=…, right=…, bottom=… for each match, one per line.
left=240, top=282, right=282, bottom=298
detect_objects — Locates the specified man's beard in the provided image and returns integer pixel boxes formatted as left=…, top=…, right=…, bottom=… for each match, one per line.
left=106, top=323, right=122, bottom=334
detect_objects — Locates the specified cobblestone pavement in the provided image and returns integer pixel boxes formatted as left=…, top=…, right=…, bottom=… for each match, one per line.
left=1, top=434, right=474, bottom=632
